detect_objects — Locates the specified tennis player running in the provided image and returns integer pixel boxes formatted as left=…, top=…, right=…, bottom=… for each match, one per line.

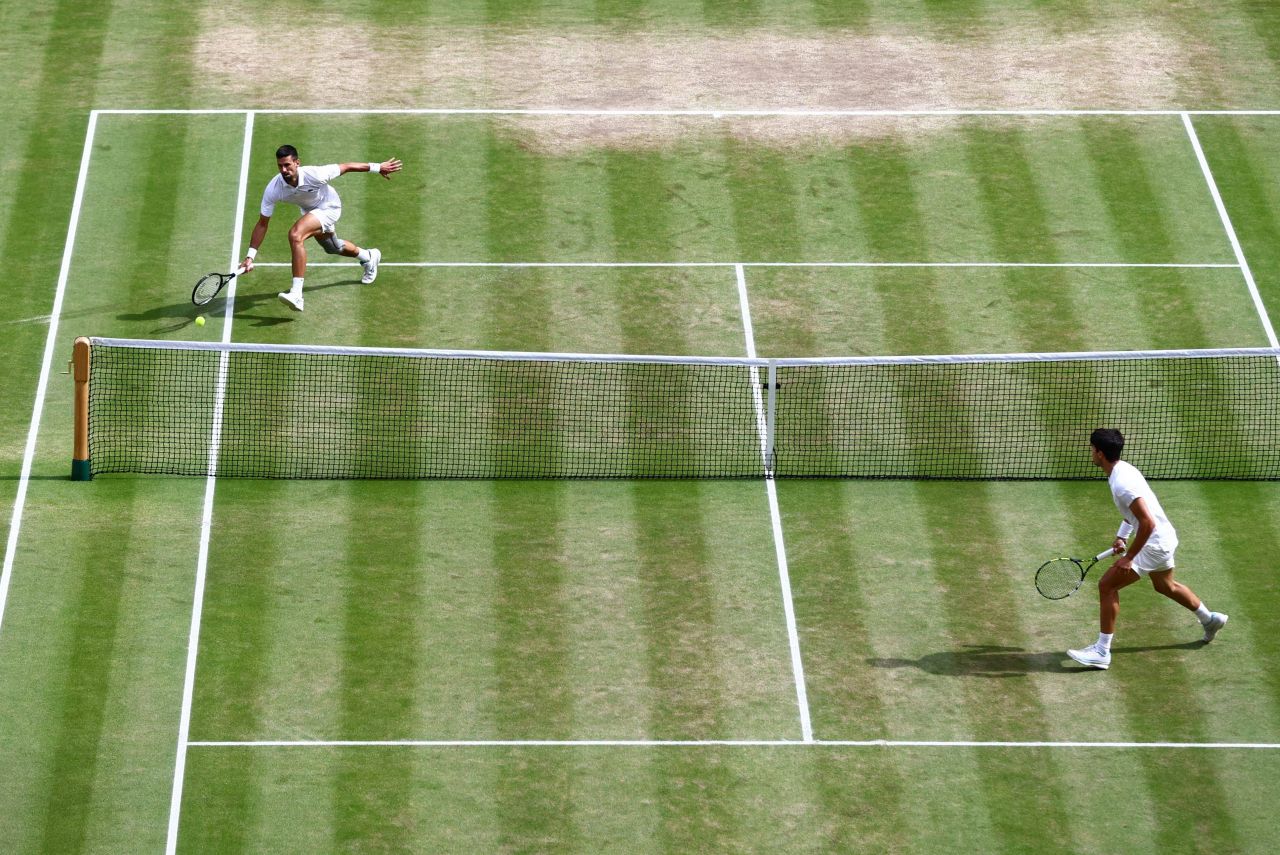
left=241, top=145, right=402, bottom=312
left=1068, top=428, right=1228, bottom=670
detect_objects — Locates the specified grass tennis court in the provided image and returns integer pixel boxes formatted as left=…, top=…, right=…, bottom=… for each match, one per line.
left=7, top=4, right=1280, bottom=852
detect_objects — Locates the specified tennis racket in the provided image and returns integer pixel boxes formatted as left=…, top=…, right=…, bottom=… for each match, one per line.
left=1035, top=548, right=1116, bottom=600
left=192, top=265, right=246, bottom=306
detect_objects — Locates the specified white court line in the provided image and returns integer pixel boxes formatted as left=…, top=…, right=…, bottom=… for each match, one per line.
left=163, top=111, right=255, bottom=855
left=255, top=261, right=1237, bottom=269
left=735, top=263, right=814, bottom=744
left=93, top=108, right=1280, bottom=117
left=186, top=738, right=1280, bottom=750
left=1182, top=112, right=1280, bottom=348
left=0, top=112, right=98, bottom=643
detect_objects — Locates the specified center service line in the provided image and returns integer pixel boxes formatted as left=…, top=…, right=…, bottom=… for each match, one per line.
left=734, top=263, right=814, bottom=743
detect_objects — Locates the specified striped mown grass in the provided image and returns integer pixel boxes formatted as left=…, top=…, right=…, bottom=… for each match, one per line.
left=7, top=14, right=1280, bottom=848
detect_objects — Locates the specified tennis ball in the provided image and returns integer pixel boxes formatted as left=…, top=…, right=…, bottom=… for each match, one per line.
left=195, top=315, right=206, bottom=327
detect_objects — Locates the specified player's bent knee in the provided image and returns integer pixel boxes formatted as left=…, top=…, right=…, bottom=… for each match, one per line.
left=317, top=232, right=343, bottom=255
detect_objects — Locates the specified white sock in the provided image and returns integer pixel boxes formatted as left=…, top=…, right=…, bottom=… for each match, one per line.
left=357, top=248, right=371, bottom=263
left=1194, top=603, right=1212, bottom=624
left=1097, top=632, right=1113, bottom=651
left=291, top=277, right=304, bottom=294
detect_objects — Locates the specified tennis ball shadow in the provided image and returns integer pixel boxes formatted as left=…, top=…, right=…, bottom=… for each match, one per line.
left=116, top=278, right=363, bottom=332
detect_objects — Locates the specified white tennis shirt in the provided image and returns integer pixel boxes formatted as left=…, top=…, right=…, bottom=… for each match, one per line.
left=1109, top=460, right=1177, bottom=547
left=260, top=164, right=342, bottom=218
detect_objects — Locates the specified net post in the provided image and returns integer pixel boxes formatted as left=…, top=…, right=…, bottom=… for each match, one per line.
left=765, top=361, right=778, bottom=475
left=72, top=336, right=91, bottom=481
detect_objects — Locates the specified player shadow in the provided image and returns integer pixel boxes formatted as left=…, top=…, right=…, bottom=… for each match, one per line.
left=867, top=640, right=1205, bottom=678
left=116, top=278, right=363, bottom=333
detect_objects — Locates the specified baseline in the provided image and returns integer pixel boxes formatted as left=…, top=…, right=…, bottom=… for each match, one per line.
left=186, top=738, right=1280, bottom=750
left=93, top=108, right=1280, bottom=117
left=254, top=261, right=1237, bottom=269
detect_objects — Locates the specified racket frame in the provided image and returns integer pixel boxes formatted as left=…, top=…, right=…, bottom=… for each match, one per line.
left=1035, top=548, right=1115, bottom=600
left=191, top=264, right=246, bottom=307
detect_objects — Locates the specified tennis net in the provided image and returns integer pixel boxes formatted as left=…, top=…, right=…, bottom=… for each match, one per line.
left=74, top=337, right=1280, bottom=480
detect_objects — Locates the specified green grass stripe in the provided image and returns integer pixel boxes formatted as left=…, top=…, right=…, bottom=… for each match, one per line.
left=831, top=129, right=1079, bottom=837
left=725, top=136, right=803, bottom=261
left=912, top=484, right=1081, bottom=848
left=1080, top=119, right=1215, bottom=344
left=1162, top=483, right=1280, bottom=741
left=490, top=483, right=578, bottom=848
left=31, top=480, right=137, bottom=853
left=703, top=0, right=762, bottom=28
left=485, top=122, right=551, bottom=348
left=1060, top=481, right=1245, bottom=851
left=187, top=482, right=285, bottom=853
left=811, top=0, right=870, bottom=28
left=177, top=743, right=1280, bottom=853
left=332, top=483, right=426, bottom=848
left=1192, top=116, right=1280, bottom=336
left=0, top=0, right=109, bottom=479
left=1236, top=1, right=1280, bottom=80
left=961, top=121, right=1088, bottom=348
left=419, top=119, right=495, bottom=263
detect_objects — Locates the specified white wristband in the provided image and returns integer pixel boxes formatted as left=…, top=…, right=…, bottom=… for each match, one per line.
left=1116, top=521, right=1134, bottom=539
left=246, top=247, right=257, bottom=259
left=368, top=162, right=381, bottom=174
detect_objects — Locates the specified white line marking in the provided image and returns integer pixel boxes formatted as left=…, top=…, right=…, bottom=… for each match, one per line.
left=0, top=112, right=98, bottom=643
left=735, top=264, right=814, bottom=743
left=1182, top=112, right=1280, bottom=348
left=186, top=738, right=1280, bottom=749
left=1, top=314, right=55, bottom=326
left=91, top=108, right=1280, bottom=117
left=254, top=261, right=1237, bottom=269
left=164, top=111, right=254, bottom=855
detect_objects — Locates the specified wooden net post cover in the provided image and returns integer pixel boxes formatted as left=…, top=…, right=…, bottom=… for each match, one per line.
left=72, top=336, right=91, bottom=481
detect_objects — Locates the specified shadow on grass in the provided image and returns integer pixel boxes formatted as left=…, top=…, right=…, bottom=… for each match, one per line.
left=868, top=640, right=1206, bottom=678
left=116, top=278, right=362, bottom=333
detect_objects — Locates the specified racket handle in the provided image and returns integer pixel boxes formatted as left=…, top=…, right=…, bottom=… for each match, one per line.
left=1096, top=548, right=1117, bottom=561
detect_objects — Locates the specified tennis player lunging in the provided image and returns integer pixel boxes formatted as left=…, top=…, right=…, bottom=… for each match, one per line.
left=241, top=145, right=402, bottom=312
left=1068, top=428, right=1228, bottom=670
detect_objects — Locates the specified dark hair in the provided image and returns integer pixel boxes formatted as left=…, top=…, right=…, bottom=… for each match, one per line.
left=275, top=144, right=299, bottom=160
left=1090, top=428, right=1124, bottom=462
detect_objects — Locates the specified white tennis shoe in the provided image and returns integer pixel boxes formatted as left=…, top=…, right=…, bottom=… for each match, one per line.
left=1201, top=612, right=1228, bottom=643
left=278, top=290, right=304, bottom=312
left=1067, top=643, right=1111, bottom=670
left=361, top=248, right=381, bottom=284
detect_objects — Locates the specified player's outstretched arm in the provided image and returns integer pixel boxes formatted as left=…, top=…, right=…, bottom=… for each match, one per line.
left=338, top=158, right=403, bottom=179
left=242, top=214, right=271, bottom=271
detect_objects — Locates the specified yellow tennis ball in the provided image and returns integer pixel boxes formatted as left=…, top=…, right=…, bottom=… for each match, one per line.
left=195, top=315, right=206, bottom=327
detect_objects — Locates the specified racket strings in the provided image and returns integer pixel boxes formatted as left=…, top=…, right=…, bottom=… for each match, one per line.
left=1035, top=558, right=1085, bottom=599
left=193, top=274, right=226, bottom=305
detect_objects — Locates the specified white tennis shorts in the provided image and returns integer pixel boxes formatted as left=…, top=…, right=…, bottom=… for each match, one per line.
left=305, top=206, right=342, bottom=233
left=1131, top=540, right=1177, bottom=576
